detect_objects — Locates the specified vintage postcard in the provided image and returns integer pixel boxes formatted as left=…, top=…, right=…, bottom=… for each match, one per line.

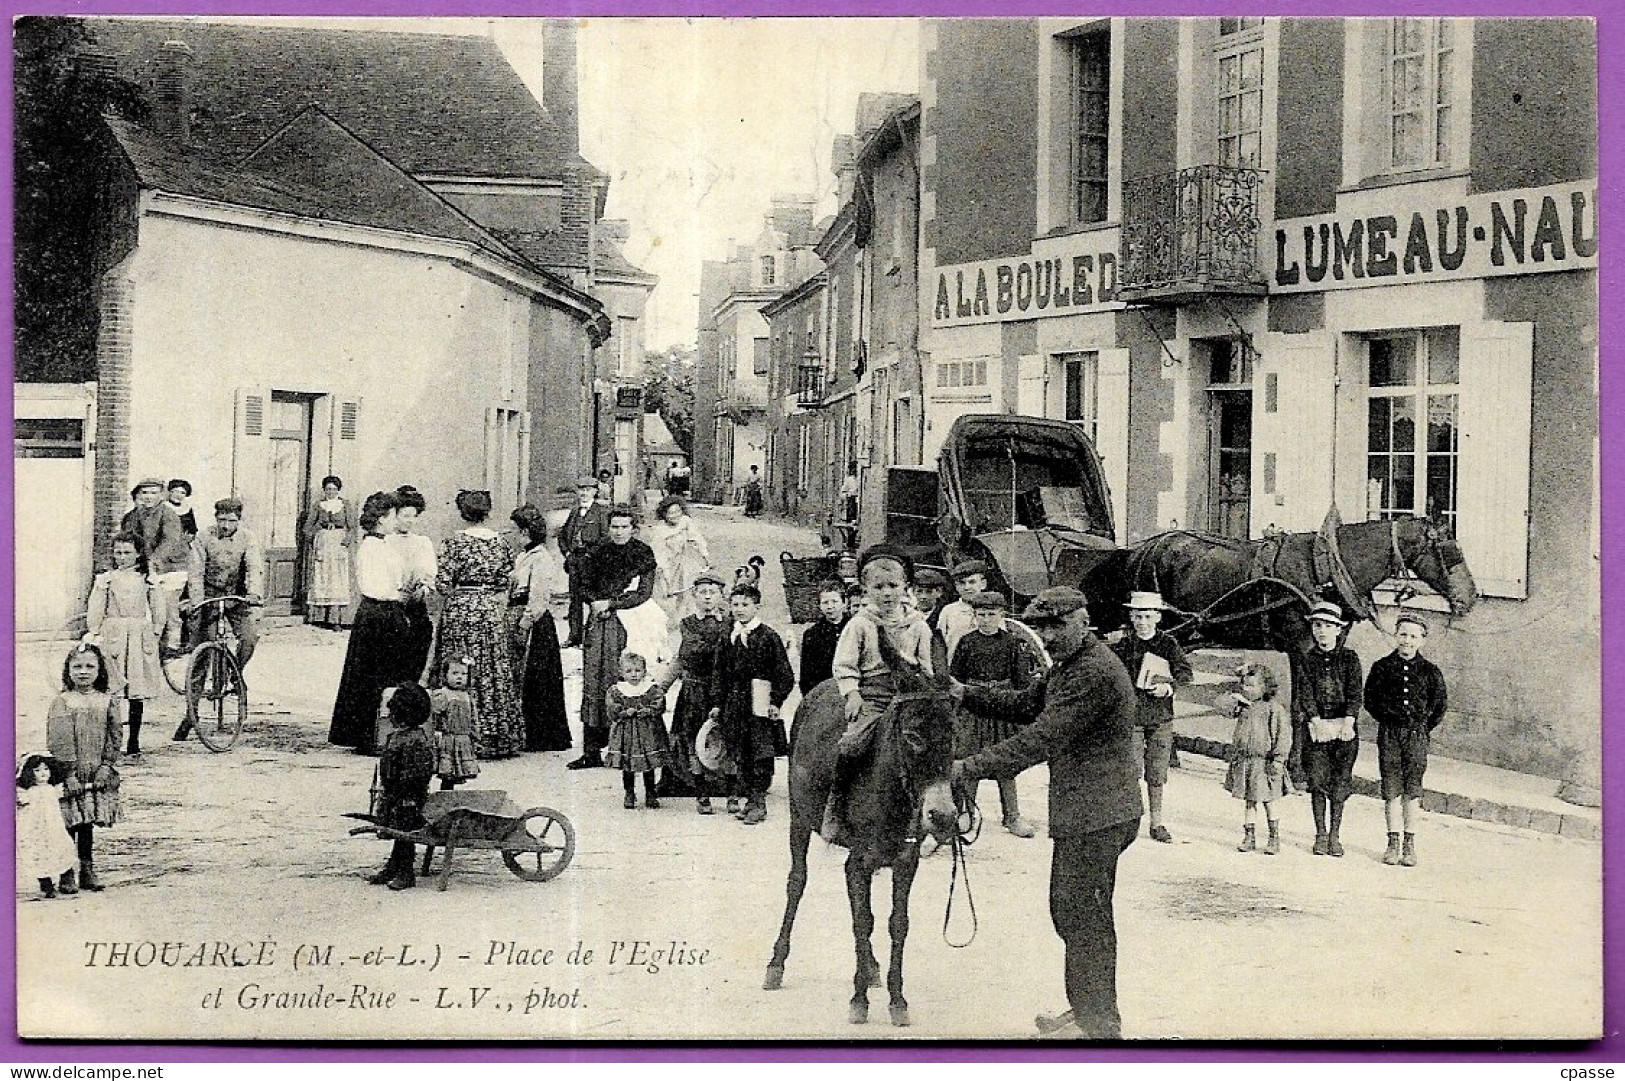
left=11, top=13, right=1602, bottom=1043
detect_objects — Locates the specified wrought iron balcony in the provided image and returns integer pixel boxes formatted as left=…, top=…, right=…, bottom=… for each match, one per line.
left=794, top=362, right=826, bottom=409
left=1119, top=165, right=1268, bottom=303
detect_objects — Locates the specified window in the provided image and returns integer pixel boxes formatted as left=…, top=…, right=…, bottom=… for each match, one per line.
left=935, top=359, right=989, bottom=389
left=1388, top=18, right=1454, bottom=170
left=14, top=417, right=84, bottom=459
left=1070, top=31, right=1111, bottom=224
left=753, top=337, right=770, bottom=376
left=1217, top=19, right=1264, bottom=169
left=760, top=255, right=776, bottom=286
left=1365, top=328, right=1460, bottom=536
left=1060, top=352, right=1100, bottom=444
left=797, top=425, right=811, bottom=489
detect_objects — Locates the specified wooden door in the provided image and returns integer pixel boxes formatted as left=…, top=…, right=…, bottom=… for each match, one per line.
left=1208, top=389, right=1252, bottom=539
left=266, top=393, right=313, bottom=615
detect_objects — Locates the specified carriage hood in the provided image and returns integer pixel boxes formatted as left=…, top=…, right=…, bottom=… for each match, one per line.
left=938, top=415, right=1118, bottom=599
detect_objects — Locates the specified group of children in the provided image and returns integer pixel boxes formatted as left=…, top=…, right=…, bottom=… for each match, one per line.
left=1207, top=601, right=1448, bottom=865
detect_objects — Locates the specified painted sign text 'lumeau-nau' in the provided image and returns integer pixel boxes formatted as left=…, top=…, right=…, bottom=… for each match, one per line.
left=932, top=228, right=1122, bottom=327
left=1272, top=181, right=1597, bottom=293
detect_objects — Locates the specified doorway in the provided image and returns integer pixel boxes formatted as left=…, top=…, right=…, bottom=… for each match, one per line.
left=266, top=392, right=314, bottom=616
left=1204, top=339, right=1252, bottom=540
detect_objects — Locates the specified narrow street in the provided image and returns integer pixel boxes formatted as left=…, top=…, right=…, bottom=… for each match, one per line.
left=14, top=505, right=1601, bottom=1041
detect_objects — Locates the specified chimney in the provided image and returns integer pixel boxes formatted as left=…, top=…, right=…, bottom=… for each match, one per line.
left=596, top=219, right=630, bottom=246
left=541, top=19, right=580, bottom=155
left=153, top=40, right=192, bottom=145
left=769, top=194, right=817, bottom=248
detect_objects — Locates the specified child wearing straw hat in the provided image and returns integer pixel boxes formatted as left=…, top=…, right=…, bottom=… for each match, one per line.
left=1108, top=591, right=1191, bottom=843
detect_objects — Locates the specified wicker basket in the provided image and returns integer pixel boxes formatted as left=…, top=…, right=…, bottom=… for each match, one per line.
left=779, top=550, right=839, bottom=623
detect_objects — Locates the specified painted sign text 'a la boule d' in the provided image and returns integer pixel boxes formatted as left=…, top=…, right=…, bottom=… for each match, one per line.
left=1272, top=181, right=1597, bottom=293
left=931, top=228, right=1123, bottom=328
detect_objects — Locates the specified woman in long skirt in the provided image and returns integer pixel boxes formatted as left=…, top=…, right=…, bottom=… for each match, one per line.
left=434, top=491, right=523, bottom=759
left=508, top=506, right=572, bottom=752
left=302, top=476, right=355, bottom=629
left=567, top=505, right=657, bottom=770
left=391, top=485, right=437, bottom=680
left=329, top=491, right=411, bottom=754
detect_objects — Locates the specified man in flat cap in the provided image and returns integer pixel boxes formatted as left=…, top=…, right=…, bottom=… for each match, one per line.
left=952, top=586, right=1142, bottom=1039
left=121, top=477, right=192, bottom=656
left=558, top=476, right=612, bottom=648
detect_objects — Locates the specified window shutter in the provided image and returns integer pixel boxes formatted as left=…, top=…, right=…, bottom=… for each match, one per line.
left=1095, top=348, right=1131, bottom=541
left=232, top=387, right=272, bottom=516
left=1255, top=332, right=1336, bottom=533
left=1016, top=354, right=1047, bottom=415
left=1456, top=321, right=1533, bottom=599
left=327, top=395, right=363, bottom=494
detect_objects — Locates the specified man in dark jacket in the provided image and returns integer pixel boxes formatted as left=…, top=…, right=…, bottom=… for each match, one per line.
left=953, top=586, right=1143, bottom=1040
left=1109, top=591, right=1193, bottom=843
left=558, top=476, right=612, bottom=647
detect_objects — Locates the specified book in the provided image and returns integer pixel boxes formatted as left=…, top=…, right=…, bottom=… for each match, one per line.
left=751, top=678, right=774, bottom=716
left=1136, top=652, right=1173, bottom=690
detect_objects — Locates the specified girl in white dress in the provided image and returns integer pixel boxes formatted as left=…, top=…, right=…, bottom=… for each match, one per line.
left=85, top=532, right=166, bottom=756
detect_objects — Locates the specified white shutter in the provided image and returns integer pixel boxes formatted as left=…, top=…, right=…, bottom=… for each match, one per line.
left=232, top=387, right=272, bottom=515
left=1095, top=348, right=1131, bottom=542
left=1457, top=321, right=1533, bottom=599
left=1016, top=353, right=1047, bottom=415
left=327, top=395, right=363, bottom=493
left=1256, top=332, right=1336, bottom=534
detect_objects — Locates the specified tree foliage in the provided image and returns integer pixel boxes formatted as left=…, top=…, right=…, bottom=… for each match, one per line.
left=14, top=17, right=146, bottom=382
left=643, top=345, right=696, bottom=455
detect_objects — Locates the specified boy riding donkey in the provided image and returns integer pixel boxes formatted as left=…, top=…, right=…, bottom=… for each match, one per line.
left=821, top=545, right=937, bottom=846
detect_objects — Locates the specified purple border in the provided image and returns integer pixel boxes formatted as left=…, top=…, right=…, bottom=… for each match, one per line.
left=2, top=0, right=1617, bottom=1064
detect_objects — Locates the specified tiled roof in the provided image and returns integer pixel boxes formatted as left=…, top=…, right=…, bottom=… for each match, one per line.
left=108, top=109, right=515, bottom=266
left=86, top=18, right=600, bottom=182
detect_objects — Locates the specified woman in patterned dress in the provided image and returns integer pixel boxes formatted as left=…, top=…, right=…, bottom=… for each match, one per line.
left=434, top=491, right=522, bottom=759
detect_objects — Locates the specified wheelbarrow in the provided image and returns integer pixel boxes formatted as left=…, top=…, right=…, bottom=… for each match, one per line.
left=345, top=790, right=576, bottom=891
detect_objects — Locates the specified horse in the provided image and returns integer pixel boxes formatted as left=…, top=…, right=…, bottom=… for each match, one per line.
left=1083, top=515, right=1477, bottom=654
left=762, top=635, right=960, bottom=1027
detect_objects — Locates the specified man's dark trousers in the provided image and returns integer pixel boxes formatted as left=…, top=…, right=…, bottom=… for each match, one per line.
left=1049, top=817, right=1140, bottom=1038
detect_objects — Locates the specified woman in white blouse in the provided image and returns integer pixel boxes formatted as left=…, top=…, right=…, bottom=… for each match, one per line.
left=328, top=490, right=411, bottom=754
left=391, top=485, right=438, bottom=681
left=508, top=505, right=572, bottom=752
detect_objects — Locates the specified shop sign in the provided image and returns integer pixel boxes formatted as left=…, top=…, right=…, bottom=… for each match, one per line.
left=1273, top=180, right=1597, bottom=293
left=931, top=228, right=1123, bottom=328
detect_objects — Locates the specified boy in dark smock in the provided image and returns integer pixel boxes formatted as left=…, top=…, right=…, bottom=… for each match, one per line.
left=949, top=591, right=1039, bottom=837
left=708, top=584, right=795, bottom=825
left=798, top=581, right=849, bottom=696
left=1293, top=600, right=1365, bottom=857
left=369, top=682, right=436, bottom=891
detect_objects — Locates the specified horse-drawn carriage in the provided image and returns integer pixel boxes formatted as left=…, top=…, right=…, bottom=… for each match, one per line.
left=783, top=414, right=1120, bottom=621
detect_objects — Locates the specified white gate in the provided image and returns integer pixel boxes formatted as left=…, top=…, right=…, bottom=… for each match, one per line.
left=14, top=384, right=97, bottom=633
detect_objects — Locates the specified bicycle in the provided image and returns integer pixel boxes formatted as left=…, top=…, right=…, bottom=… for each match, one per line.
left=173, top=594, right=258, bottom=752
